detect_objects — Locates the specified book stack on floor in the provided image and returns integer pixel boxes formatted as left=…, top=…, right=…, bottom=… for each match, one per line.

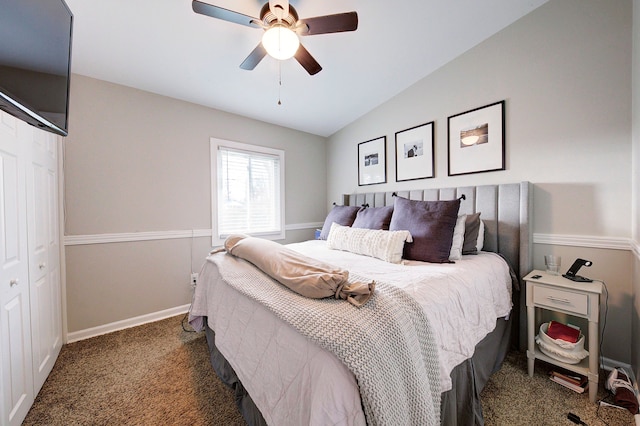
left=549, top=369, right=588, bottom=393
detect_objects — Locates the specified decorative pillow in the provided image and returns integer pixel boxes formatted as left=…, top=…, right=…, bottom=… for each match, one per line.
left=449, top=214, right=467, bottom=261
left=319, top=205, right=360, bottom=240
left=462, top=212, right=482, bottom=255
left=389, top=196, right=461, bottom=263
left=327, top=223, right=412, bottom=264
left=477, top=220, right=485, bottom=252
left=352, top=205, right=394, bottom=230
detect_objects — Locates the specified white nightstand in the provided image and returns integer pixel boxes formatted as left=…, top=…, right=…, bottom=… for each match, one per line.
left=524, top=270, right=602, bottom=403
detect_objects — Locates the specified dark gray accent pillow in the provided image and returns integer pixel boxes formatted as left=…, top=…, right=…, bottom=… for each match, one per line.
left=462, top=212, right=482, bottom=255
left=389, top=197, right=461, bottom=263
left=319, top=205, right=360, bottom=240
left=352, top=206, right=394, bottom=230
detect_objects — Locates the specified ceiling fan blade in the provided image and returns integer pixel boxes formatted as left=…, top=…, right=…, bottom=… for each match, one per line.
left=268, top=0, right=289, bottom=20
left=299, top=12, right=358, bottom=35
left=240, top=43, right=268, bottom=70
left=294, top=44, right=322, bottom=75
left=192, top=0, right=260, bottom=28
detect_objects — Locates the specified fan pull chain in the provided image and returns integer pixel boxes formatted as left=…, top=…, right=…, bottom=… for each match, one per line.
left=277, top=61, right=282, bottom=105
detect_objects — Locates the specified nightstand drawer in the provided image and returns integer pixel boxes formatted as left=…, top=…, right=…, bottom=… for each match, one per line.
left=533, top=286, right=588, bottom=316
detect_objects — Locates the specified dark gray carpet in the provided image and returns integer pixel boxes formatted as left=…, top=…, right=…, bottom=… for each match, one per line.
left=24, top=315, right=635, bottom=425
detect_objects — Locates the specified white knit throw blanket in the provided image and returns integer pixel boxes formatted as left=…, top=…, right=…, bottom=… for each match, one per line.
left=202, top=252, right=442, bottom=425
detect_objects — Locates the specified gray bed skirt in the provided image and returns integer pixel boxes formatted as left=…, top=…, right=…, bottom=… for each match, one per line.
left=203, top=314, right=512, bottom=426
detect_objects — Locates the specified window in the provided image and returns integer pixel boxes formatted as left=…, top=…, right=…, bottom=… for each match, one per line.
left=211, top=138, right=285, bottom=246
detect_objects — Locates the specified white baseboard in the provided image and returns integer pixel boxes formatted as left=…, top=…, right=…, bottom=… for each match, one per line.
left=601, top=355, right=632, bottom=373
left=66, top=304, right=191, bottom=343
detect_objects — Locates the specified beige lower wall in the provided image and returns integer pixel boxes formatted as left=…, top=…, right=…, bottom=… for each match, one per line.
left=65, top=238, right=196, bottom=332
left=64, top=227, right=318, bottom=333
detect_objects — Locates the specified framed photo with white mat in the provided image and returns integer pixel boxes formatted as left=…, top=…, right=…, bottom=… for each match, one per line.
left=448, top=100, right=505, bottom=176
left=358, top=136, right=387, bottom=186
left=395, top=121, right=434, bottom=182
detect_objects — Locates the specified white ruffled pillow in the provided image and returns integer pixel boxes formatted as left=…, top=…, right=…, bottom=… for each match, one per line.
left=477, top=220, right=485, bottom=251
left=449, top=214, right=467, bottom=261
left=326, top=223, right=412, bottom=264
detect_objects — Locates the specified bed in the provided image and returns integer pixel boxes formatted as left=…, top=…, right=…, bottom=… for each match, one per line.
left=189, top=181, right=532, bottom=425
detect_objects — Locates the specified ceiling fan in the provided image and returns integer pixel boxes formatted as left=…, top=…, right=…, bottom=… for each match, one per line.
left=192, top=0, right=358, bottom=75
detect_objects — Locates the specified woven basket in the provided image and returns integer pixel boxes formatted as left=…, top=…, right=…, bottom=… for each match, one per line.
left=535, top=322, right=588, bottom=364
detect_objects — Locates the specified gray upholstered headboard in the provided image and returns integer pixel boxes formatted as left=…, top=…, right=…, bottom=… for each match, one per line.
left=343, top=181, right=532, bottom=282
left=344, top=181, right=532, bottom=349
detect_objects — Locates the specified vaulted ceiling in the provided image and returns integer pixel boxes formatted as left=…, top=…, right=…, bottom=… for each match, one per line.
left=64, top=0, right=548, bottom=137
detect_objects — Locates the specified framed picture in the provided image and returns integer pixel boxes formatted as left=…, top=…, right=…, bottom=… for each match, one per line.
left=358, top=136, right=387, bottom=186
left=447, top=100, right=505, bottom=176
left=395, top=121, right=435, bottom=182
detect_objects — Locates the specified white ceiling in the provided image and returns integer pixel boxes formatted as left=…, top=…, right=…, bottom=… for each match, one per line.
left=65, top=0, right=548, bottom=137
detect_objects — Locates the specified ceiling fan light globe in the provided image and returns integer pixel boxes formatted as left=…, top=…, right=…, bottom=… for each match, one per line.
left=262, top=26, right=300, bottom=60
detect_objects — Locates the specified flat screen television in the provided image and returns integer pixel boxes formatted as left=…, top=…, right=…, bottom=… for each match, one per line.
left=0, top=0, right=73, bottom=137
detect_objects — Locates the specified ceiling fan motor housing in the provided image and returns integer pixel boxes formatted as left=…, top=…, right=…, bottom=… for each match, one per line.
left=260, top=2, right=298, bottom=29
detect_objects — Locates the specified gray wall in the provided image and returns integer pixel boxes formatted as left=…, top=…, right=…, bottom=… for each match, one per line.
left=63, top=75, right=327, bottom=333
left=327, top=0, right=634, bottom=364
left=63, top=0, right=639, bottom=371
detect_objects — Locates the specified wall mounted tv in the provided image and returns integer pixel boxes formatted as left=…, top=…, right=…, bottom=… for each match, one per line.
left=0, top=0, right=73, bottom=137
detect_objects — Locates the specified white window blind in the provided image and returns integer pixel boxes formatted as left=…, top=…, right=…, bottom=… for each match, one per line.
left=211, top=139, right=285, bottom=245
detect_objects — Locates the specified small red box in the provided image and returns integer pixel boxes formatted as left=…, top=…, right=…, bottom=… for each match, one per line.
left=547, top=321, right=580, bottom=343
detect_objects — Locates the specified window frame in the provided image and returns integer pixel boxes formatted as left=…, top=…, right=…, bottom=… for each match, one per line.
left=210, top=137, right=285, bottom=247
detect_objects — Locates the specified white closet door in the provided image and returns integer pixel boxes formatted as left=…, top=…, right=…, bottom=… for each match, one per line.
left=0, top=114, right=34, bottom=426
left=27, top=128, right=62, bottom=394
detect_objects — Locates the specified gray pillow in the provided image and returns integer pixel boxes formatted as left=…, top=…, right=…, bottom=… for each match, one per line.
left=352, top=205, right=394, bottom=230
left=389, top=196, right=461, bottom=263
left=462, top=212, right=482, bottom=255
left=319, top=205, right=360, bottom=240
